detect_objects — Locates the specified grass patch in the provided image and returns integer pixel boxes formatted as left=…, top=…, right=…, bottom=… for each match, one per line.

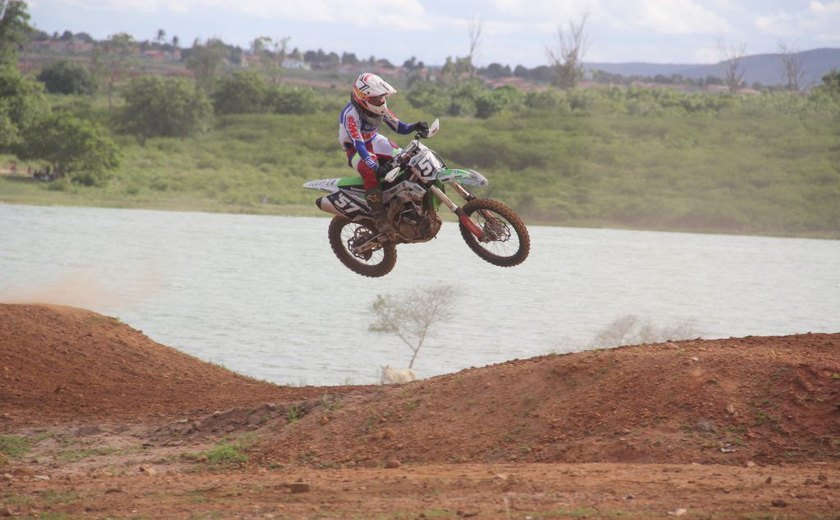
left=286, top=404, right=303, bottom=424
left=204, top=444, right=248, bottom=465
left=0, top=435, right=31, bottom=459
left=1, top=432, right=56, bottom=458
left=185, top=434, right=256, bottom=467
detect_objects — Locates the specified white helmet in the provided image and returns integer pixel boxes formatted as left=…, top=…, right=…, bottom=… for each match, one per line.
left=351, top=73, right=397, bottom=116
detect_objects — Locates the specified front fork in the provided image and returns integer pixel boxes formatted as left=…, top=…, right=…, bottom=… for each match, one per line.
left=429, top=182, right=484, bottom=239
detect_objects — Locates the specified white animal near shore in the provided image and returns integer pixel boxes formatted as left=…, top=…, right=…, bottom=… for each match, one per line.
left=380, top=365, right=416, bottom=384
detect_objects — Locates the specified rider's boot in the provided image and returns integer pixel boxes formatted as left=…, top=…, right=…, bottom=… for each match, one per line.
left=365, top=187, right=395, bottom=237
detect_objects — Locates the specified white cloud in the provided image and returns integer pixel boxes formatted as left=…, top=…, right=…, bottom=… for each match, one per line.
left=809, top=0, right=840, bottom=13
left=489, top=0, right=729, bottom=34
left=618, top=0, right=731, bottom=35
left=754, top=2, right=840, bottom=42
left=490, top=0, right=598, bottom=20
left=45, top=0, right=429, bottom=29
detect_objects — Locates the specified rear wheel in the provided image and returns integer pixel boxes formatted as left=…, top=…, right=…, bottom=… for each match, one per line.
left=328, top=216, right=397, bottom=278
left=458, top=199, right=530, bottom=267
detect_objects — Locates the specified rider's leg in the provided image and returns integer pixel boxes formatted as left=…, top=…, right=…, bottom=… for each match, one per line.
left=370, top=134, right=401, bottom=165
left=350, top=150, right=395, bottom=236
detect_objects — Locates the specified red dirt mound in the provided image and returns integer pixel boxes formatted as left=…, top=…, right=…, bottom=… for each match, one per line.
left=0, top=304, right=357, bottom=427
left=253, top=335, right=840, bottom=467
left=2, top=304, right=838, bottom=468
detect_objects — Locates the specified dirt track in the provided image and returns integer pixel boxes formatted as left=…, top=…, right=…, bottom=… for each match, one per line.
left=1, top=303, right=838, bottom=519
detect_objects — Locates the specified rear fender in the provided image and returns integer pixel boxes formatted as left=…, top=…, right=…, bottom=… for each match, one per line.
left=305, top=179, right=371, bottom=220
left=303, top=177, right=364, bottom=193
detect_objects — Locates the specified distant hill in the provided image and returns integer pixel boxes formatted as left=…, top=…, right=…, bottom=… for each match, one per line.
left=586, top=47, right=840, bottom=88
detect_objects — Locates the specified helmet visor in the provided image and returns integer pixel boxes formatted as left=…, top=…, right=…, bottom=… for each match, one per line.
left=367, top=94, right=387, bottom=106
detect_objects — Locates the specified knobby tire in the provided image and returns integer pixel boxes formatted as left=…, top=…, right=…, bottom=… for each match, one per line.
left=458, top=198, right=530, bottom=267
left=328, top=216, right=397, bottom=278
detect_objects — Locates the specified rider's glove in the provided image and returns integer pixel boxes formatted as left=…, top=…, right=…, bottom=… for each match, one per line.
left=376, top=162, right=393, bottom=178
left=363, top=157, right=379, bottom=172
left=413, top=121, right=429, bottom=137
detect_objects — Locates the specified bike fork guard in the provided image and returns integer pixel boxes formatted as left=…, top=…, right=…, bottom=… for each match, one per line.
left=428, top=185, right=485, bottom=240
left=455, top=208, right=485, bottom=239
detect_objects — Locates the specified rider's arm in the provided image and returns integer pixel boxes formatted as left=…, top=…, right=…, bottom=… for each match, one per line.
left=343, top=110, right=379, bottom=171
left=384, top=109, right=418, bottom=135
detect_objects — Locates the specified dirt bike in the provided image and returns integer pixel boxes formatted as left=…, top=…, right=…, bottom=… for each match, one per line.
left=303, top=119, right=530, bottom=278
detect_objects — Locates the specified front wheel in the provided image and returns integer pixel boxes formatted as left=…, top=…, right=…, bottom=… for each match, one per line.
left=458, top=199, right=530, bottom=267
left=328, top=216, right=397, bottom=278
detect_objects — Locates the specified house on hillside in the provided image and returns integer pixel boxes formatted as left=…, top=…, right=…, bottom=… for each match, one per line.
left=29, top=39, right=94, bottom=53
left=142, top=49, right=181, bottom=61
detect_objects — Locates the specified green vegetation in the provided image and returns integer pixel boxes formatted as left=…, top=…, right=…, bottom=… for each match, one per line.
left=0, top=432, right=52, bottom=467
left=2, top=1, right=839, bottom=238
left=286, top=404, right=303, bottom=424
left=0, top=434, right=31, bottom=459
left=16, top=111, right=119, bottom=185
left=212, top=71, right=320, bottom=115
left=203, top=443, right=248, bottom=465
left=182, top=435, right=255, bottom=466
left=119, top=75, right=213, bottom=142
left=3, top=86, right=839, bottom=237
left=37, top=59, right=96, bottom=95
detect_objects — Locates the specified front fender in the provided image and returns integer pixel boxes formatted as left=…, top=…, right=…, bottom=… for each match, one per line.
left=436, top=168, right=488, bottom=187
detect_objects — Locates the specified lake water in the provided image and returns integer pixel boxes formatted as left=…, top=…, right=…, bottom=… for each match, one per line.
left=1, top=203, right=838, bottom=385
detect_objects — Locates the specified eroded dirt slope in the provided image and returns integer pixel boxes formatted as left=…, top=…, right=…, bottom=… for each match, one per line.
left=253, top=335, right=840, bottom=467
left=0, top=304, right=360, bottom=428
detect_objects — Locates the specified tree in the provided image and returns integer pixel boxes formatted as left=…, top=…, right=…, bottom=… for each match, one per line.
left=119, top=75, right=213, bottom=142
left=155, top=28, right=166, bottom=46
left=37, top=59, right=96, bottom=95
left=0, top=0, right=32, bottom=64
left=817, top=69, right=840, bottom=96
left=265, top=84, right=319, bottom=114
left=778, top=42, right=807, bottom=92
left=439, top=55, right=472, bottom=86
left=100, top=32, right=136, bottom=111
left=342, top=52, right=360, bottom=65
left=186, top=38, right=229, bottom=92
left=250, top=35, right=289, bottom=84
left=467, top=16, right=483, bottom=78
left=718, top=39, right=746, bottom=93
left=15, top=112, right=120, bottom=185
left=546, top=11, right=590, bottom=90
left=212, top=71, right=268, bottom=114
left=0, top=63, right=48, bottom=150
left=369, top=285, right=459, bottom=369
left=481, top=62, right=512, bottom=79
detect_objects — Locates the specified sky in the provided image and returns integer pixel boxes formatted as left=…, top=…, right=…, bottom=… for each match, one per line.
left=24, top=0, right=840, bottom=67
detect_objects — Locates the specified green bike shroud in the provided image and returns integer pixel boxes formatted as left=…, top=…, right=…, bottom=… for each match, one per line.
left=335, top=168, right=486, bottom=188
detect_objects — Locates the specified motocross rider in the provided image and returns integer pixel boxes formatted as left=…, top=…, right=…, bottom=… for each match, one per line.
left=338, top=72, right=429, bottom=236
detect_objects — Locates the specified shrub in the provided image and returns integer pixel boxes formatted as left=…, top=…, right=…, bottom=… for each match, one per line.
left=0, top=64, right=48, bottom=150
left=15, top=112, right=120, bottom=186
left=37, top=60, right=96, bottom=95
left=212, top=71, right=269, bottom=115
left=119, top=76, right=213, bottom=142
left=266, top=85, right=320, bottom=114
left=525, top=89, right=564, bottom=110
